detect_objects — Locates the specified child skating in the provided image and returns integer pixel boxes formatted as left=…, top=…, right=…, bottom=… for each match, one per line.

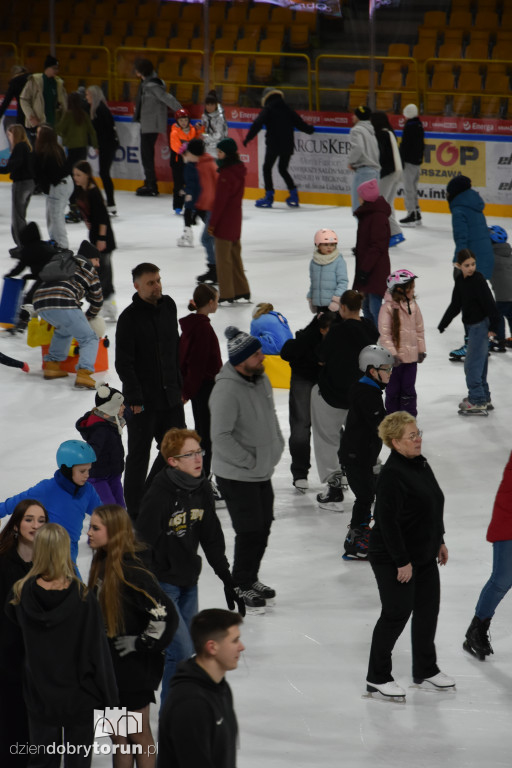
left=489, top=225, right=512, bottom=352
left=378, top=269, right=426, bottom=416
left=438, top=249, right=500, bottom=416
left=307, top=229, right=348, bottom=313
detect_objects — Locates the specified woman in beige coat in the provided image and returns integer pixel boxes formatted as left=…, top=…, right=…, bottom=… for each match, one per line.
left=378, top=269, right=426, bottom=416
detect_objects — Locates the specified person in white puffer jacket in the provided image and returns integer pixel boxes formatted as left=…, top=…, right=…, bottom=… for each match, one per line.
left=198, top=90, right=228, bottom=158
left=378, top=269, right=426, bottom=416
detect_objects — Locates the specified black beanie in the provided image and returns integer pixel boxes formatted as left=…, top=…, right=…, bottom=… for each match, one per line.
left=186, top=138, right=205, bottom=157
left=44, top=55, right=59, bottom=69
left=78, top=240, right=100, bottom=262
left=354, top=105, right=372, bottom=120
left=446, top=175, right=472, bottom=202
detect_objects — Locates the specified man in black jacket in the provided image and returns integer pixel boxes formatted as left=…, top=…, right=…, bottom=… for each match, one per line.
left=399, top=103, right=425, bottom=227
left=243, top=88, right=314, bottom=209
left=115, top=263, right=185, bottom=519
left=158, top=609, right=243, bottom=768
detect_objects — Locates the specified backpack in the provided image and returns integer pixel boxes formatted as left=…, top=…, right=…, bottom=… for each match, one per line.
left=38, top=249, right=78, bottom=283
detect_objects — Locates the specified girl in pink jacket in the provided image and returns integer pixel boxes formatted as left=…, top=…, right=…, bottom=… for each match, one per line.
left=378, top=269, right=426, bottom=415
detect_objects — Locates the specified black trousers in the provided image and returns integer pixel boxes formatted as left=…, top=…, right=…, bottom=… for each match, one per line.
left=367, top=558, right=440, bottom=684
left=124, top=403, right=185, bottom=520
left=140, top=132, right=158, bottom=189
left=66, top=147, right=87, bottom=206
left=345, top=460, right=376, bottom=529
left=288, top=372, right=313, bottom=482
left=170, top=154, right=185, bottom=209
left=98, top=250, right=114, bottom=300
left=191, top=379, right=215, bottom=478
left=98, top=145, right=116, bottom=207
left=263, top=147, right=295, bottom=192
left=28, top=718, right=94, bottom=768
left=0, top=681, right=29, bottom=766
left=216, top=477, right=274, bottom=587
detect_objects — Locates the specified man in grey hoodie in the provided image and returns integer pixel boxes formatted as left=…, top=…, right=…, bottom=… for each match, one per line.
left=209, top=326, right=284, bottom=614
left=347, top=105, right=381, bottom=214
left=133, top=58, right=181, bottom=197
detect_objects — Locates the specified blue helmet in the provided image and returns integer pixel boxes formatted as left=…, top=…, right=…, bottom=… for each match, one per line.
left=489, top=225, right=508, bottom=243
left=56, top=440, right=96, bottom=467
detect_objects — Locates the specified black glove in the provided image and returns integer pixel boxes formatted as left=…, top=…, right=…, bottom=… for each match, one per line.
left=219, top=571, right=246, bottom=617
left=242, top=139, right=248, bottom=147
left=355, top=271, right=369, bottom=285
left=418, top=352, right=427, bottom=363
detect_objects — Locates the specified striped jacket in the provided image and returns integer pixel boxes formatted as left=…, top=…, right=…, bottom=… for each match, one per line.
left=33, top=257, right=103, bottom=317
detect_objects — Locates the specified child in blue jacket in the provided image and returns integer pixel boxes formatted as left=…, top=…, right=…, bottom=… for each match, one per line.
left=0, top=440, right=99, bottom=565
left=307, top=229, right=348, bottom=313
left=250, top=302, right=293, bottom=354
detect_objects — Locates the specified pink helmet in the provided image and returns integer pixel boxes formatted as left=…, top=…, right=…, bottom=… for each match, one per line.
left=386, top=269, right=417, bottom=291
left=314, top=229, right=338, bottom=246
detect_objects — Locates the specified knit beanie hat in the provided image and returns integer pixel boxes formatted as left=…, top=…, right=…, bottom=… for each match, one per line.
left=44, top=54, right=59, bottom=69
left=225, top=326, right=261, bottom=366
left=354, top=105, right=372, bottom=120
left=95, top=383, right=124, bottom=416
left=403, top=103, right=419, bottom=119
left=357, top=178, right=380, bottom=202
left=446, top=175, right=472, bottom=202
left=261, top=88, right=284, bottom=106
left=186, top=138, right=205, bottom=157
left=78, top=240, right=100, bottom=262
left=217, top=137, right=238, bottom=155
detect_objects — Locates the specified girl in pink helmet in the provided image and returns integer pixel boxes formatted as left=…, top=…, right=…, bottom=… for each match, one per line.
left=307, top=229, right=348, bottom=313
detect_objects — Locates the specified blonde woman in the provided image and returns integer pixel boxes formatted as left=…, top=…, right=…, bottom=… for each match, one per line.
left=7, top=523, right=117, bottom=768
left=0, top=123, right=35, bottom=247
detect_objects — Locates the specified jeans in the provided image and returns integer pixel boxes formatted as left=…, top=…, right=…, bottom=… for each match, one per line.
left=140, top=132, right=158, bottom=189
left=496, top=300, right=512, bottom=341
left=39, top=308, right=99, bottom=371
left=385, top=362, right=418, bottom=416
left=12, top=179, right=35, bottom=246
left=46, top=176, right=72, bottom=248
left=362, top=293, right=382, bottom=330
left=464, top=318, right=490, bottom=405
left=262, top=147, right=295, bottom=191
left=158, top=582, right=198, bottom=709
left=367, top=559, right=440, bottom=683
left=352, top=166, right=379, bottom=214
left=288, top=373, right=314, bottom=482
left=475, top=540, right=512, bottom=619
left=198, top=209, right=215, bottom=265
left=402, top=162, right=420, bottom=213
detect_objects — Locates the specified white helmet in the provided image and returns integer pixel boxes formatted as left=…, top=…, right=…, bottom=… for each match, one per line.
left=359, top=344, right=394, bottom=372
left=314, top=229, right=338, bottom=246
left=386, top=269, right=417, bottom=292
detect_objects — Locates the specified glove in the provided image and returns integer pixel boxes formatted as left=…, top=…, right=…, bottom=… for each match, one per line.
left=242, top=139, right=248, bottom=147
left=355, top=271, right=369, bottom=285
left=328, top=296, right=340, bottom=312
left=393, top=355, right=402, bottom=367
left=418, top=352, right=427, bottom=363
left=88, top=314, right=106, bottom=339
left=113, top=635, right=138, bottom=657
left=219, top=571, right=246, bottom=617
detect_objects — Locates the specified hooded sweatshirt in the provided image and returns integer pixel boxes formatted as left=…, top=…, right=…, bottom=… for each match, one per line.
left=6, top=578, right=118, bottom=726
left=449, top=187, right=494, bottom=279
left=348, top=120, right=380, bottom=170
left=179, top=313, right=222, bottom=402
left=353, top=197, right=391, bottom=297
left=158, top=657, right=238, bottom=768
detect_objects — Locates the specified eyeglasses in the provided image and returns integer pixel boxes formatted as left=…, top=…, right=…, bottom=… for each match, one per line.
left=404, top=431, right=423, bottom=441
left=378, top=365, right=393, bottom=374
left=172, top=449, right=205, bottom=460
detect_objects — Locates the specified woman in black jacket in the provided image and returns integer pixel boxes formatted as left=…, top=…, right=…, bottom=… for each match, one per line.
left=88, top=504, right=178, bottom=765
left=366, top=411, right=454, bottom=699
left=0, top=124, right=35, bottom=249
left=33, top=124, right=72, bottom=248
left=7, top=523, right=118, bottom=767
left=73, top=159, right=117, bottom=320
left=86, top=85, right=118, bottom=215
left=0, top=499, right=48, bottom=767
left=370, top=111, right=404, bottom=247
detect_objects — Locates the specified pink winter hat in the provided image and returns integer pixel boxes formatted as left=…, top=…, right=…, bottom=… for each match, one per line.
left=357, top=179, right=380, bottom=202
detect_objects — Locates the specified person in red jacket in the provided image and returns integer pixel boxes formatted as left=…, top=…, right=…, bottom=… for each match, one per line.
left=208, top=138, right=251, bottom=305
left=179, top=283, right=222, bottom=487
left=352, top=178, right=391, bottom=327
left=193, top=140, right=219, bottom=285
left=464, top=451, right=512, bottom=660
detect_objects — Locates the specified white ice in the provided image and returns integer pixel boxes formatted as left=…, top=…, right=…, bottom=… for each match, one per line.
left=0, top=186, right=511, bottom=767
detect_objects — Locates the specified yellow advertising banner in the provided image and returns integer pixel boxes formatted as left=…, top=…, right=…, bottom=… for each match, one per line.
left=419, top=139, right=486, bottom=186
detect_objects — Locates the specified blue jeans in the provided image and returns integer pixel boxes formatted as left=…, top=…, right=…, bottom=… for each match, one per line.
left=159, top=582, right=198, bottom=710
left=46, top=175, right=72, bottom=248
left=362, top=293, right=382, bottom=328
left=199, top=210, right=215, bottom=265
left=39, top=308, right=99, bottom=372
left=352, top=166, right=379, bottom=214
left=464, top=318, right=490, bottom=405
left=475, top=540, right=512, bottom=619
left=496, top=301, right=512, bottom=340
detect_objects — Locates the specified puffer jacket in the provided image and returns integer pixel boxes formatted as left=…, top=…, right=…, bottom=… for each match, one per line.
left=378, top=291, right=426, bottom=363
left=199, top=105, right=228, bottom=156
left=449, top=187, right=494, bottom=279
left=353, top=196, right=391, bottom=297
left=348, top=120, right=380, bottom=170
left=307, top=251, right=349, bottom=309
left=169, top=122, right=199, bottom=161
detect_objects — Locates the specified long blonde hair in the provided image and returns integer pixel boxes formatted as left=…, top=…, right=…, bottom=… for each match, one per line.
left=88, top=505, right=159, bottom=637
left=8, top=123, right=32, bottom=151
left=86, top=84, right=107, bottom=120
left=11, top=523, right=84, bottom=604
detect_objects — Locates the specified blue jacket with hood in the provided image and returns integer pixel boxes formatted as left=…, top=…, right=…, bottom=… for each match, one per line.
left=450, top=188, right=494, bottom=279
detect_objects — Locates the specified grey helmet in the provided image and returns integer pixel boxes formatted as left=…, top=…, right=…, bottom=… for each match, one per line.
left=359, top=344, right=394, bottom=372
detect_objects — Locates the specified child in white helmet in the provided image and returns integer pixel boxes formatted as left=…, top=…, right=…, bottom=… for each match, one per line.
left=307, top=229, right=348, bottom=313
left=378, top=269, right=426, bottom=416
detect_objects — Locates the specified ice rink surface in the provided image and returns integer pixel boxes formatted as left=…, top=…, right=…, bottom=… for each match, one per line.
left=0, top=185, right=511, bottom=766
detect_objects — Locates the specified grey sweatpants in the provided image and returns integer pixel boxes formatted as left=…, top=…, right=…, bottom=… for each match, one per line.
left=310, top=384, right=347, bottom=484
left=402, top=162, right=420, bottom=213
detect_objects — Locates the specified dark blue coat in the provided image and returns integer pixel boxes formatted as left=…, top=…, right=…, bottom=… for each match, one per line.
left=76, top=411, right=125, bottom=477
left=449, top=188, right=494, bottom=279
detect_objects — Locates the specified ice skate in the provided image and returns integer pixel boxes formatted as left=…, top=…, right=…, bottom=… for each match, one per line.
left=252, top=580, right=276, bottom=606
left=107, top=205, right=117, bottom=217
left=459, top=396, right=494, bottom=412
left=399, top=211, right=418, bottom=227
left=317, top=474, right=344, bottom=512
left=342, top=526, right=370, bottom=561
left=286, top=188, right=299, bottom=207
left=413, top=671, right=455, bottom=689
left=463, top=616, right=493, bottom=660
left=293, top=478, right=308, bottom=494
left=255, top=191, right=274, bottom=208
left=136, top=185, right=158, bottom=197
left=365, top=680, right=406, bottom=700
left=234, top=294, right=252, bottom=304
left=209, top=476, right=225, bottom=507
left=489, top=339, right=506, bottom=352
left=234, top=586, right=265, bottom=615
left=100, top=295, right=118, bottom=322
left=449, top=342, right=467, bottom=362
left=177, top=227, right=194, bottom=247
left=458, top=400, right=488, bottom=416
left=389, top=233, right=405, bottom=247
left=196, top=264, right=217, bottom=284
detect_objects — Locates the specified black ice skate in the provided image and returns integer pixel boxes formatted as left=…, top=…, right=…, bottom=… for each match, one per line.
left=196, top=264, right=217, bottom=284
left=316, top=475, right=344, bottom=512
left=251, top=580, right=276, bottom=605
left=234, top=586, right=265, bottom=614
left=343, top=526, right=370, bottom=561
left=463, top=616, right=493, bottom=660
